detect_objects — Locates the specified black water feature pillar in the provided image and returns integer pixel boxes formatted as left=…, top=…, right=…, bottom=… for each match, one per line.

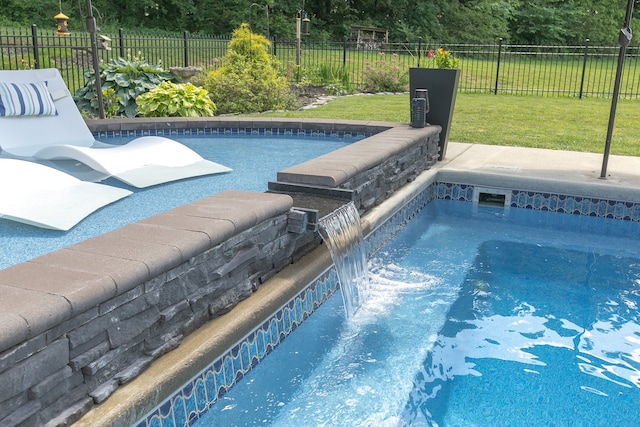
left=411, top=89, right=429, bottom=128
left=409, top=68, right=460, bottom=160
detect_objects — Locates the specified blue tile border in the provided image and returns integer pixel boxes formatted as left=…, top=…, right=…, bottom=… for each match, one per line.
left=510, top=190, right=640, bottom=220
left=135, top=179, right=640, bottom=427
left=436, top=182, right=640, bottom=222
left=436, top=182, right=475, bottom=202
left=367, top=183, right=438, bottom=257
left=135, top=268, right=339, bottom=427
left=94, top=128, right=370, bottom=141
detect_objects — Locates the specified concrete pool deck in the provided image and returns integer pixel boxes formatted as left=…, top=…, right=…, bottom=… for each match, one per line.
left=440, top=142, right=640, bottom=202
left=71, top=139, right=640, bottom=427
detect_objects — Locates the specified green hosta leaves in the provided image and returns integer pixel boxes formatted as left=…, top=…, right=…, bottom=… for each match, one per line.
left=74, top=56, right=175, bottom=118
left=135, top=81, right=216, bottom=117
left=112, top=73, right=132, bottom=87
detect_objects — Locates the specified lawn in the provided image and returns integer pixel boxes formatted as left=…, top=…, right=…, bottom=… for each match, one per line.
left=259, top=93, right=640, bottom=157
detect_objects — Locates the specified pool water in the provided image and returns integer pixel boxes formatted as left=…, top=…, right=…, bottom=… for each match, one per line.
left=196, top=199, right=640, bottom=426
left=0, top=134, right=357, bottom=270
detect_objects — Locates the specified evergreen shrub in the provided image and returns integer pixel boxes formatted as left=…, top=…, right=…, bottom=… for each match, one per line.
left=204, top=24, right=294, bottom=114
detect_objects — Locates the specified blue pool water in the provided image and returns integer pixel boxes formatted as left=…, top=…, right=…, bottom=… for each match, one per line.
left=0, top=133, right=358, bottom=270
left=196, top=199, right=640, bottom=426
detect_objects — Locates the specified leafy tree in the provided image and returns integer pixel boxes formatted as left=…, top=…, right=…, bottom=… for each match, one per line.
left=439, top=0, right=516, bottom=43
left=507, top=0, right=638, bottom=45
left=190, top=0, right=249, bottom=35
left=509, top=0, right=581, bottom=44
left=91, top=0, right=198, bottom=31
left=571, top=0, right=637, bottom=45
left=0, top=0, right=75, bottom=28
left=3, top=0, right=639, bottom=46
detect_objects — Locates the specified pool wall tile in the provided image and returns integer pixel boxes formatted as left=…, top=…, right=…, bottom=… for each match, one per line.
left=509, top=188, right=640, bottom=221
left=95, top=128, right=371, bottom=141
left=137, top=267, right=339, bottom=426
left=136, top=179, right=640, bottom=427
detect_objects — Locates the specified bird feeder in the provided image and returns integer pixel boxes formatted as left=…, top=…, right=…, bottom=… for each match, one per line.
left=54, top=12, right=70, bottom=36
left=301, top=13, right=310, bottom=35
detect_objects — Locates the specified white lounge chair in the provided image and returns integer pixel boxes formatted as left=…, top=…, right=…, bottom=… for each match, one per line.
left=0, top=158, right=131, bottom=231
left=0, top=68, right=231, bottom=188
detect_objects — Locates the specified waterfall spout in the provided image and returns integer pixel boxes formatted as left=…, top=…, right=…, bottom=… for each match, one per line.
left=318, top=202, right=370, bottom=318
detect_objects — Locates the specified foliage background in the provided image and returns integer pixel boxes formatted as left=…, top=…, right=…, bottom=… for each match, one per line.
left=1, top=0, right=639, bottom=45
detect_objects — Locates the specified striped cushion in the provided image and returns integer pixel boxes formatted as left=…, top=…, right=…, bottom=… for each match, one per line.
left=0, top=81, right=58, bottom=116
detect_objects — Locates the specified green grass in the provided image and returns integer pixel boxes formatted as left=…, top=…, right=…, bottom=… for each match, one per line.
left=257, top=93, right=640, bottom=157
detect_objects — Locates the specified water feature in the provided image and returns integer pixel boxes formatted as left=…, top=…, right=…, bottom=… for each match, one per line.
left=318, top=201, right=370, bottom=318
left=193, top=198, right=640, bottom=426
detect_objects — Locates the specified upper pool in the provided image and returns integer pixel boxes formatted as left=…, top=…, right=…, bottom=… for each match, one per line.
left=0, top=131, right=362, bottom=270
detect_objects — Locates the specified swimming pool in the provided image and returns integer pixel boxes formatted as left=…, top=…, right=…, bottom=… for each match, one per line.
left=0, top=131, right=360, bottom=270
left=190, top=198, right=640, bottom=426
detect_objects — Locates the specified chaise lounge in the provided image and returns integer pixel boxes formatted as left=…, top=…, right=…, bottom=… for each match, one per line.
left=0, top=68, right=231, bottom=188
left=0, top=158, right=131, bottom=230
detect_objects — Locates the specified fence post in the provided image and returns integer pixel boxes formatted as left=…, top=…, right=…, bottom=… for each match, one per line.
left=494, top=37, right=503, bottom=95
left=579, top=38, right=589, bottom=99
left=343, top=37, right=347, bottom=66
left=417, top=37, right=422, bottom=68
left=31, top=25, right=40, bottom=69
left=87, top=5, right=104, bottom=119
left=183, top=31, right=190, bottom=67
left=119, top=28, right=125, bottom=58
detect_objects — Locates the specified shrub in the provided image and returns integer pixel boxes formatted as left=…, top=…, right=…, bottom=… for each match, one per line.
left=203, top=24, right=294, bottom=114
left=310, top=63, right=354, bottom=95
left=136, top=81, right=216, bottom=117
left=362, top=52, right=408, bottom=93
left=75, top=54, right=175, bottom=118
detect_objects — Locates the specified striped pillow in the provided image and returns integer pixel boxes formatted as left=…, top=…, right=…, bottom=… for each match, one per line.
left=0, top=81, right=58, bottom=116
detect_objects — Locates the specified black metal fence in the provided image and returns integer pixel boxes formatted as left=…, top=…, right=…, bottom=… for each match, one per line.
left=2, top=25, right=640, bottom=99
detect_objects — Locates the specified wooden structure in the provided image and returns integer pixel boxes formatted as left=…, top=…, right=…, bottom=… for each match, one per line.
left=350, top=25, right=389, bottom=49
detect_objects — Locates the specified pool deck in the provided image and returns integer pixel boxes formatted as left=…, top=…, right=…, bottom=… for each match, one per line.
left=440, top=142, right=640, bottom=202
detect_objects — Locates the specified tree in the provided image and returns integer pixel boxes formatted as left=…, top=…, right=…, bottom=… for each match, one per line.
left=0, top=0, right=74, bottom=28
left=572, top=0, right=635, bottom=45
left=2, top=0, right=638, bottom=46
left=507, top=0, right=636, bottom=45
left=441, top=0, right=515, bottom=42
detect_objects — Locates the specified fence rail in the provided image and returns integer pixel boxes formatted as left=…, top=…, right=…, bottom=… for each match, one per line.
left=2, top=26, right=640, bottom=99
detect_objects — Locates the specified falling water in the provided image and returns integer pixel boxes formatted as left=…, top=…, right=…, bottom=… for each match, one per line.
left=318, top=202, right=370, bottom=318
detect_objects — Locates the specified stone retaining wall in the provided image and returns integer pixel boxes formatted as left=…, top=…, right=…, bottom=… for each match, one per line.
left=0, top=191, right=301, bottom=426
left=0, top=119, right=441, bottom=426
left=271, top=125, right=441, bottom=212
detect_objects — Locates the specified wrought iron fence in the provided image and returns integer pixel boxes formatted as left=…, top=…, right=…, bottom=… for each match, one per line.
left=2, top=25, right=640, bottom=99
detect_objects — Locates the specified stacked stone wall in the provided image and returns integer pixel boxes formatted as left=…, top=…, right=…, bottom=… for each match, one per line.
left=0, top=121, right=441, bottom=426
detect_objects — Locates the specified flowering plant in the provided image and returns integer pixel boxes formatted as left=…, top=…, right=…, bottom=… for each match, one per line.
left=362, top=52, right=409, bottom=93
left=428, top=48, right=459, bottom=69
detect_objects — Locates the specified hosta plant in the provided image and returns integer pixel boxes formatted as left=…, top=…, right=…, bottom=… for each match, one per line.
left=136, top=81, right=216, bottom=117
left=75, top=55, right=175, bottom=118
